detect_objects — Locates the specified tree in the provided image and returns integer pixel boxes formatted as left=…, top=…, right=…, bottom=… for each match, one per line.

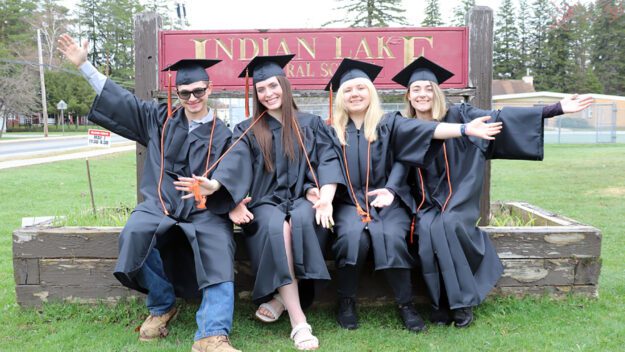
left=28, top=0, right=70, bottom=67
left=422, top=0, right=443, bottom=27
left=45, top=68, right=95, bottom=117
left=527, top=0, right=555, bottom=89
left=591, top=0, right=625, bottom=95
left=517, top=0, right=531, bottom=74
left=324, top=0, right=409, bottom=27
left=451, top=0, right=475, bottom=26
left=494, top=0, right=522, bottom=78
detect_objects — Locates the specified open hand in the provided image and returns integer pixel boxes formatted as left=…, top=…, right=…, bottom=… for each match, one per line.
left=174, top=175, right=220, bottom=199
left=306, top=187, right=320, bottom=204
left=57, top=34, right=88, bottom=67
left=466, top=116, right=503, bottom=140
left=367, top=188, right=394, bottom=208
left=560, top=94, right=594, bottom=113
left=229, top=197, right=253, bottom=225
left=312, top=198, right=334, bottom=229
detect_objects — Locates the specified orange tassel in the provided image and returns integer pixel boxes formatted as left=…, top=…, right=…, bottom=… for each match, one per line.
left=244, top=68, right=250, bottom=118
left=190, top=179, right=207, bottom=209
left=409, top=215, right=416, bottom=244
left=167, top=71, right=173, bottom=117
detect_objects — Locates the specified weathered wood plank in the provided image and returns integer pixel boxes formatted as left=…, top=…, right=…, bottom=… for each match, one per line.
left=486, top=227, right=601, bottom=259
left=498, top=259, right=575, bottom=286
left=15, top=285, right=143, bottom=307
left=134, top=12, right=161, bottom=203
left=13, top=258, right=39, bottom=285
left=575, top=258, right=602, bottom=285
left=468, top=6, right=494, bottom=226
left=39, top=259, right=119, bottom=286
left=491, top=285, right=598, bottom=299
left=13, top=227, right=121, bottom=259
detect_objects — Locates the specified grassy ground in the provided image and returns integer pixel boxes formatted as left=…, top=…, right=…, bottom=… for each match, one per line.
left=0, top=145, right=624, bottom=351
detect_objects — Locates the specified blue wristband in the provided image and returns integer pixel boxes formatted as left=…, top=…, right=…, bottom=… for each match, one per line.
left=460, top=124, right=467, bottom=137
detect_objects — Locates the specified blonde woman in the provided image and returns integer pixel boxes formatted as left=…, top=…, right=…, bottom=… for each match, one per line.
left=393, top=56, right=593, bottom=328
left=324, top=58, right=503, bottom=332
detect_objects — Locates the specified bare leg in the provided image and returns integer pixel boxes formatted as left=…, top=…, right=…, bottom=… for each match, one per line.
left=256, top=221, right=306, bottom=326
left=278, top=220, right=307, bottom=327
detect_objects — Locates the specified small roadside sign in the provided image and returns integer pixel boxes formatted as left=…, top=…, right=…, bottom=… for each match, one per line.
left=56, top=100, right=67, bottom=110
left=88, top=129, right=111, bottom=147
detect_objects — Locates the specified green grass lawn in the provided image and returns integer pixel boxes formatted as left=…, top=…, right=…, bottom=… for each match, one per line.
left=1, top=145, right=624, bottom=351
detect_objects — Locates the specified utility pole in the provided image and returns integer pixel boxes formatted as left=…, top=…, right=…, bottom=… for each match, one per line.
left=37, top=29, right=49, bottom=137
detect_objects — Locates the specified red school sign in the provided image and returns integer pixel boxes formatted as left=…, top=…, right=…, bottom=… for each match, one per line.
left=158, top=27, right=468, bottom=91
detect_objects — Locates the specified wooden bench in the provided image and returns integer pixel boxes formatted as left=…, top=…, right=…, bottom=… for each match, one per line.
left=13, top=202, right=601, bottom=307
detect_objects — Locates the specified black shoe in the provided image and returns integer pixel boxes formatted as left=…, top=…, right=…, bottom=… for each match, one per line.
left=429, top=306, right=453, bottom=326
left=452, top=307, right=474, bottom=328
left=398, top=304, right=427, bottom=333
left=337, top=297, right=358, bottom=330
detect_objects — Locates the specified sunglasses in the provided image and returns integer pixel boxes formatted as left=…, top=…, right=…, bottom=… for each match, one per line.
left=177, top=87, right=207, bottom=100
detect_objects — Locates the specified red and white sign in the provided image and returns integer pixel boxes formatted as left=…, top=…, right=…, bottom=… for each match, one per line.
left=88, top=129, right=111, bottom=147
left=159, top=27, right=468, bottom=91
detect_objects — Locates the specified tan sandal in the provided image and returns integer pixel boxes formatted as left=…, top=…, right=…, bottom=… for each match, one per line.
left=254, top=293, right=286, bottom=323
left=290, top=322, right=319, bottom=351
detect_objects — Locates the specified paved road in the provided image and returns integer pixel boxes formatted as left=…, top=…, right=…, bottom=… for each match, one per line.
left=0, top=134, right=129, bottom=159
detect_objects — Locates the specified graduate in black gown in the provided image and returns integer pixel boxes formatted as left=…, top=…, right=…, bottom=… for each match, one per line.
left=181, top=55, right=342, bottom=350
left=392, top=57, right=594, bottom=328
left=324, top=58, right=506, bottom=333
left=58, top=35, right=241, bottom=351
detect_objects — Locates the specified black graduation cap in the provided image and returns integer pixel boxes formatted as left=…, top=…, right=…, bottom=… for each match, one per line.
left=238, top=54, right=295, bottom=83
left=162, top=59, right=221, bottom=86
left=238, top=54, right=295, bottom=117
left=391, top=56, right=454, bottom=88
left=324, top=58, right=382, bottom=92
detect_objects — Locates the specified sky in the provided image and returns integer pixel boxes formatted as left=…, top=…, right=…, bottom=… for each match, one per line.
left=61, top=0, right=504, bottom=30
left=182, top=0, right=502, bottom=29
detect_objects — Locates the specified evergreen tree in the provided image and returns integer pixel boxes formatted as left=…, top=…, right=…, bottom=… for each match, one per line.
left=422, top=0, right=443, bottom=27
left=494, top=0, right=522, bottom=78
left=591, top=0, right=625, bottom=95
left=451, top=0, right=475, bottom=26
left=517, top=0, right=531, bottom=74
left=539, top=3, right=575, bottom=92
left=324, top=0, right=409, bottom=27
left=527, top=0, right=555, bottom=89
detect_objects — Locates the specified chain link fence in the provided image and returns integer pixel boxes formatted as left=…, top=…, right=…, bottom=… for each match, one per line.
left=216, top=98, right=622, bottom=144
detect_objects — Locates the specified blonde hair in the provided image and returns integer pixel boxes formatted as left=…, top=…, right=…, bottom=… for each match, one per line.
left=331, top=79, right=384, bottom=146
left=404, top=81, right=448, bottom=121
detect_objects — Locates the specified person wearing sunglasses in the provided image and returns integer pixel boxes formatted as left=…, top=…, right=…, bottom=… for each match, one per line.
left=58, top=34, right=240, bottom=352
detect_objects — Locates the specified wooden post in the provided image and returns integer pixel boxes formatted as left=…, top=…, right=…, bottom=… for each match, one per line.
left=467, top=6, right=493, bottom=226
left=133, top=12, right=162, bottom=203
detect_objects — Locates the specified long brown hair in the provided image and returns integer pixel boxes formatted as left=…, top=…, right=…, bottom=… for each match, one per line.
left=251, top=75, right=301, bottom=172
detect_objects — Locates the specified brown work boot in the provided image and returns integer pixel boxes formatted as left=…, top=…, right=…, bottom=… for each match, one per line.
left=191, top=335, right=241, bottom=352
left=138, top=306, right=178, bottom=341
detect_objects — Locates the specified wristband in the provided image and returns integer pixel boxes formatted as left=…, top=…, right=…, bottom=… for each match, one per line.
left=460, top=124, right=467, bottom=137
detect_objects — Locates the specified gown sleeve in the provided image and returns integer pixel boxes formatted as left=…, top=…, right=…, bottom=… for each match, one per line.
left=314, top=117, right=345, bottom=187
left=389, top=112, right=443, bottom=167
left=455, top=103, right=545, bottom=161
left=209, top=123, right=254, bottom=210
left=88, top=79, right=162, bottom=146
left=384, top=161, right=415, bottom=212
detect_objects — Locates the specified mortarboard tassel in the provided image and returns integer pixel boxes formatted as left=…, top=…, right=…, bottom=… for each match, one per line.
left=244, top=68, right=250, bottom=118
left=167, top=71, right=173, bottom=117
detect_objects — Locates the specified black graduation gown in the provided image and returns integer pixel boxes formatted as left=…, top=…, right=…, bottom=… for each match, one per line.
left=412, top=103, right=545, bottom=309
left=330, top=113, right=442, bottom=271
left=88, top=79, right=234, bottom=298
left=210, top=112, right=343, bottom=303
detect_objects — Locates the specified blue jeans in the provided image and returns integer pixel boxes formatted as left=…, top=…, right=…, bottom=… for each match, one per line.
left=135, top=248, right=234, bottom=339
